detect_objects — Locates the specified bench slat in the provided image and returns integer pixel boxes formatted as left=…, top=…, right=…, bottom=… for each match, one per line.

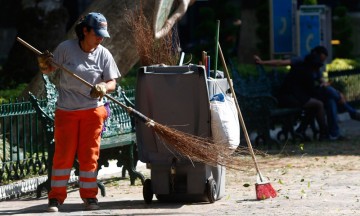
left=101, top=133, right=136, bottom=149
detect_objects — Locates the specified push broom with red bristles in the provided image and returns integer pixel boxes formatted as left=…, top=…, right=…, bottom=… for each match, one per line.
left=218, top=42, right=277, bottom=200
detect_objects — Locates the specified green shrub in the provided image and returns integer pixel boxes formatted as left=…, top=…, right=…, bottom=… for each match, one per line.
left=303, top=0, right=318, bottom=5
left=325, top=58, right=360, bottom=103
left=119, top=65, right=139, bottom=88
left=0, top=83, right=28, bottom=103
left=326, top=58, right=359, bottom=71
left=332, top=6, right=353, bottom=58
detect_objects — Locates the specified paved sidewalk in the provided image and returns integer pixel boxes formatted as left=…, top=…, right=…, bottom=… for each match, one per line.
left=0, top=161, right=149, bottom=216
left=0, top=116, right=359, bottom=216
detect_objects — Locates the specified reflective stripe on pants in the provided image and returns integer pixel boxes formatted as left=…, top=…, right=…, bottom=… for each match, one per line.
left=48, top=106, right=107, bottom=203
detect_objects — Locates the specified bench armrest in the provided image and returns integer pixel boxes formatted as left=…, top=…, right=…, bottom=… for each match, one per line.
left=28, top=92, right=54, bottom=127
left=121, top=89, right=135, bottom=108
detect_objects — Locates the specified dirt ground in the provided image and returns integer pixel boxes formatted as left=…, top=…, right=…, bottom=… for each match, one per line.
left=1, top=119, right=360, bottom=216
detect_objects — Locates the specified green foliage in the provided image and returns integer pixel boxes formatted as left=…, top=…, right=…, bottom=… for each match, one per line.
left=332, top=6, right=353, bottom=58
left=1, top=6, right=68, bottom=90
left=330, top=79, right=346, bottom=94
left=254, top=1, right=354, bottom=60
left=234, top=63, right=258, bottom=77
left=230, top=57, right=288, bottom=78
left=303, top=0, right=318, bottom=5
left=0, top=83, right=28, bottom=103
left=191, top=7, right=216, bottom=64
left=325, top=58, right=360, bottom=102
left=119, top=65, right=138, bottom=88
left=184, top=0, right=241, bottom=67
left=326, top=58, right=359, bottom=71
left=119, top=74, right=136, bottom=88
left=255, top=2, right=270, bottom=59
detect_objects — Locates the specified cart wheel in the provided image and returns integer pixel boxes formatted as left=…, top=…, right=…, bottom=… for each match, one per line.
left=155, top=194, right=166, bottom=202
left=143, top=179, right=153, bottom=204
left=206, top=178, right=217, bottom=203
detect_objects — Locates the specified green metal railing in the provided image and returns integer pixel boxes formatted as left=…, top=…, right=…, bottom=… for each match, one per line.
left=0, top=85, right=136, bottom=199
left=0, top=98, right=48, bottom=185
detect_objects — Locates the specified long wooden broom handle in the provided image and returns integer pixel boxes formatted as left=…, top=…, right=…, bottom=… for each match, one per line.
left=217, top=42, right=261, bottom=174
left=16, top=37, right=150, bottom=123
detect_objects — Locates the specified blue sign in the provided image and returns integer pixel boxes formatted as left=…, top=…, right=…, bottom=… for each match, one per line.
left=271, top=0, right=295, bottom=54
left=299, top=13, right=321, bottom=57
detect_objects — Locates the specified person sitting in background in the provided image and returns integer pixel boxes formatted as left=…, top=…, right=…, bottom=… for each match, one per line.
left=254, top=46, right=360, bottom=141
left=257, top=52, right=329, bottom=140
left=309, top=46, right=360, bottom=140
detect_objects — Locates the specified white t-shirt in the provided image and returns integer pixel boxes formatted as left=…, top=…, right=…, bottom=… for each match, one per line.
left=53, top=39, right=120, bottom=110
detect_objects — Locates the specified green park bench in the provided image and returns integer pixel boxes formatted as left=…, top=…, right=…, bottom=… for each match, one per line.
left=28, top=74, right=144, bottom=198
left=231, top=63, right=305, bottom=149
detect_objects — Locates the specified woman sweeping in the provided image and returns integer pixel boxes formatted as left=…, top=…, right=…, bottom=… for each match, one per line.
left=37, top=12, right=120, bottom=212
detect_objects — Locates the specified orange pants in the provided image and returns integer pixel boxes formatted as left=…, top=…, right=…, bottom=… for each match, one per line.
left=48, top=106, right=107, bottom=204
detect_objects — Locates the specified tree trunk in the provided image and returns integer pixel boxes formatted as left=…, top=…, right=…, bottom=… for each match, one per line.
left=76, top=0, right=157, bottom=76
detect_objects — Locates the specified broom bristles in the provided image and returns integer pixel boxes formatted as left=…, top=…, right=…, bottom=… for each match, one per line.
left=255, top=183, right=277, bottom=200
left=151, top=121, right=255, bottom=171
left=151, top=121, right=278, bottom=200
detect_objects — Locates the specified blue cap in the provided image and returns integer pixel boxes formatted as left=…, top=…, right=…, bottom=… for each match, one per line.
left=84, top=12, right=110, bottom=38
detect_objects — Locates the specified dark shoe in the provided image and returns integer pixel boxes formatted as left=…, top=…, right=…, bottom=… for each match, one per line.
left=350, top=112, right=360, bottom=121
left=83, top=198, right=100, bottom=210
left=319, top=132, right=330, bottom=142
left=47, top=198, right=59, bottom=212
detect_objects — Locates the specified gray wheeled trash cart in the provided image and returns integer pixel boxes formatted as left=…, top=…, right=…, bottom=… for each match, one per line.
left=135, top=65, right=229, bottom=204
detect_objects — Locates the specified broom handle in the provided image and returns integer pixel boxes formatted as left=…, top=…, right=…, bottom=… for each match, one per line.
left=16, top=37, right=150, bottom=123
left=217, top=42, right=262, bottom=175
left=214, top=20, right=220, bottom=78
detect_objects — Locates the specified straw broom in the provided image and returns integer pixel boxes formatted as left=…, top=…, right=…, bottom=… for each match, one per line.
left=217, top=42, right=277, bottom=200
left=17, top=37, right=253, bottom=171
